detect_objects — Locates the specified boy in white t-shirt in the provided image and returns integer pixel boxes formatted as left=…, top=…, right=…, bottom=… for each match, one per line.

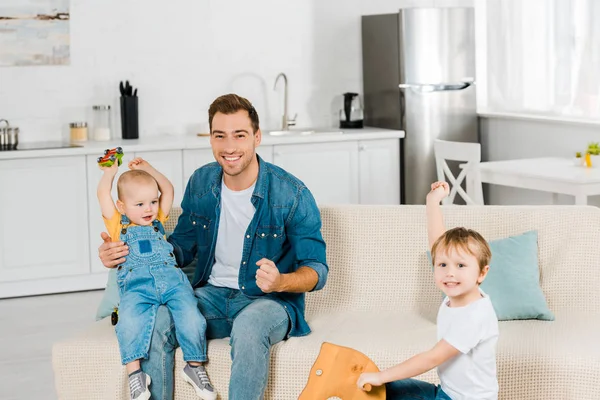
left=357, top=181, right=499, bottom=400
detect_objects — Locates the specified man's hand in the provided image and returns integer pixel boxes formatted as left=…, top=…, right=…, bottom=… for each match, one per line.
left=255, top=258, right=283, bottom=293
left=356, top=372, right=384, bottom=391
left=426, top=181, right=450, bottom=204
left=98, top=232, right=129, bottom=268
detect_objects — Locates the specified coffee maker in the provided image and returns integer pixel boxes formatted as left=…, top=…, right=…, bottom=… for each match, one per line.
left=339, top=92, right=364, bottom=129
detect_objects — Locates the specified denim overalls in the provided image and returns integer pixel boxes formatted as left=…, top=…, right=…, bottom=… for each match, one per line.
left=115, top=214, right=207, bottom=364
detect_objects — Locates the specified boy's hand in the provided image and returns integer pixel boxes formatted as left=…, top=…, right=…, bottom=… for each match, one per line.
left=128, top=157, right=152, bottom=171
left=98, top=161, right=119, bottom=175
left=426, top=181, right=450, bottom=204
left=356, top=372, right=384, bottom=391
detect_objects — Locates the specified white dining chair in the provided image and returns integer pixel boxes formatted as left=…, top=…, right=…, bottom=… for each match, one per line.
left=433, top=139, right=484, bottom=205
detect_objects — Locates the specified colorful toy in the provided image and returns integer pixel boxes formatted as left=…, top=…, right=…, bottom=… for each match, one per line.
left=299, top=342, right=386, bottom=399
left=97, top=147, right=124, bottom=167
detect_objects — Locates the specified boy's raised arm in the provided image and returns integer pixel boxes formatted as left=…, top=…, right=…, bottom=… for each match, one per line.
left=426, top=181, right=450, bottom=250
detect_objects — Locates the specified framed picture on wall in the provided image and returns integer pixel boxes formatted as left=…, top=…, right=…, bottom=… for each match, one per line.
left=0, top=0, right=70, bottom=67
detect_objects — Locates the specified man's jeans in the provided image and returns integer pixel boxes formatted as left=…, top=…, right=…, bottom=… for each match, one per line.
left=141, top=284, right=290, bottom=400
left=386, top=378, right=452, bottom=400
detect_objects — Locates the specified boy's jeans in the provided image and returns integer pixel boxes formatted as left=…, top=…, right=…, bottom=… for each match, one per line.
left=116, top=264, right=206, bottom=364
left=386, top=379, right=452, bottom=400
left=141, top=284, right=290, bottom=400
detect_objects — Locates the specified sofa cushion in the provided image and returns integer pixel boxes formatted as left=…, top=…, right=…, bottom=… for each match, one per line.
left=53, top=311, right=600, bottom=400
left=483, top=230, right=554, bottom=321
left=95, top=268, right=119, bottom=321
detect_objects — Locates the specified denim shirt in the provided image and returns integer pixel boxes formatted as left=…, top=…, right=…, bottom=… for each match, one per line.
left=168, top=155, right=328, bottom=337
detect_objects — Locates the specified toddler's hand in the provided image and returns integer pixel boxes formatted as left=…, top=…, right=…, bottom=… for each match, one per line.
left=129, top=157, right=152, bottom=171
left=356, top=372, right=384, bottom=391
left=427, top=181, right=450, bottom=203
left=98, top=161, right=118, bottom=174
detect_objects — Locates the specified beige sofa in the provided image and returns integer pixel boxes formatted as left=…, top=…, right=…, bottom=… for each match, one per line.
left=53, top=205, right=600, bottom=399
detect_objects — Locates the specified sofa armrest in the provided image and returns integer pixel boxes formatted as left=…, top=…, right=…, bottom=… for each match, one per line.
left=52, top=319, right=128, bottom=400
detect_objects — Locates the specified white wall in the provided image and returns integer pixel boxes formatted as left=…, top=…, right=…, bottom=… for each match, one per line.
left=0, top=0, right=472, bottom=143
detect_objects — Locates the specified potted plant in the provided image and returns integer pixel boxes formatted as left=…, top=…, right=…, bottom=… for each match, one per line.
left=575, top=151, right=583, bottom=166
left=587, top=142, right=600, bottom=167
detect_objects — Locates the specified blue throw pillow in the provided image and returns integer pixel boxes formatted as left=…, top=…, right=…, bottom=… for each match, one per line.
left=428, top=230, right=554, bottom=321
left=95, top=231, right=198, bottom=321
left=483, top=231, right=554, bottom=320
left=95, top=267, right=119, bottom=321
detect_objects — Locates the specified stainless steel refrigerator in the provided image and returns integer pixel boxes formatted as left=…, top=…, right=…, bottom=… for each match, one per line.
left=362, top=7, right=477, bottom=204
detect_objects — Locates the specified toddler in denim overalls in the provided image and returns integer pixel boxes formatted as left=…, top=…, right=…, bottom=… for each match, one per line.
left=98, top=157, right=216, bottom=400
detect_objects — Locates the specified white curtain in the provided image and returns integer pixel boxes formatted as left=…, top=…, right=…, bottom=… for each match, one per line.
left=485, top=0, right=600, bottom=119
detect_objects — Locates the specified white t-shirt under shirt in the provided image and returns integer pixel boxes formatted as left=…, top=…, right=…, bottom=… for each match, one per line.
left=437, top=289, right=499, bottom=400
left=207, top=180, right=256, bottom=289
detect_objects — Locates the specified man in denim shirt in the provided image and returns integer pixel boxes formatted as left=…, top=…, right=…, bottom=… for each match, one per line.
left=99, top=93, right=328, bottom=399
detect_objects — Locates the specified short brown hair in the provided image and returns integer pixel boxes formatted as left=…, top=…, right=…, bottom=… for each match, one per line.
left=208, top=93, right=259, bottom=134
left=431, top=227, right=491, bottom=272
left=117, top=170, right=157, bottom=200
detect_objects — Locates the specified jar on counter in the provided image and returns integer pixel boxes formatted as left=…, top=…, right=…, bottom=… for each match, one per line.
left=0, top=119, right=19, bottom=150
left=69, top=122, right=88, bottom=142
left=92, top=105, right=112, bottom=141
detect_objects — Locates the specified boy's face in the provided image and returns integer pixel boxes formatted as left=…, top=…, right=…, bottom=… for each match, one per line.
left=117, top=181, right=160, bottom=226
left=433, top=246, right=489, bottom=305
left=210, top=110, right=261, bottom=178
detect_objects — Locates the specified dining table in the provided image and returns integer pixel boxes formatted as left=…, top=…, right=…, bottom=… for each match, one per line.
left=475, top=157, right=600, bottom=205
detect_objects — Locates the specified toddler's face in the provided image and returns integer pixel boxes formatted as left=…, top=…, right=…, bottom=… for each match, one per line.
left=433, top=246, right=487, bottom=304
left=118, top=181, right=159, bottom=226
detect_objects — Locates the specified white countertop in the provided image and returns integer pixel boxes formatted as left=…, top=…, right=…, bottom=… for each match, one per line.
left=0, top=127, right=404, bottom=160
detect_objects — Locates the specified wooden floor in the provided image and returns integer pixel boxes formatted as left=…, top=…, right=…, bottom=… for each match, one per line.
left=0, top=290, right=104, bottom=400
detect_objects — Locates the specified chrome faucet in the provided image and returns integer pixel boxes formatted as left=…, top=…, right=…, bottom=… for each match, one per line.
left=274, top=72, right=296, bottom=131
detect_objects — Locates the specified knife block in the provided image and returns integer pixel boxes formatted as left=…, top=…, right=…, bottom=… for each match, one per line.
left=120, top=96, right=139, bottom=139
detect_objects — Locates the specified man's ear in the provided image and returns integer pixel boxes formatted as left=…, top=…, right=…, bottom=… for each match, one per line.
left=255, top=128, right=262, bottom=146
left=478, top=265, right=490, bottom=284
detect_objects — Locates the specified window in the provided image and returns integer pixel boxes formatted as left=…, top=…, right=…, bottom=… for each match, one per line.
left=480, top=0, right=600, bottom=121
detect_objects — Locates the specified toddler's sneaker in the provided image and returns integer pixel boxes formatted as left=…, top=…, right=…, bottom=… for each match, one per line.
left=128, top=370, right=151, bottom=400
left=181, top=364, right=217, bottom=400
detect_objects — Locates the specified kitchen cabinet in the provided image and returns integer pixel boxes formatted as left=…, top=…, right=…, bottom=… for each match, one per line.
left=358, top=139, right=401, bottom=204
left=0, top=156, right=90, bottom=284
left=273, top=142, right=359, bottom=204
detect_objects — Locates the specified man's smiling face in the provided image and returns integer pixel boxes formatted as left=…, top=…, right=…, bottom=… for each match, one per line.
left=210, top=110, right=261, bottom=178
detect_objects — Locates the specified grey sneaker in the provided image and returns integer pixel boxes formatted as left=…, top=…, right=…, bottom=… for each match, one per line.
left=181, top=364, right=217, bottom=400
left=128, top=371, right=151, bottom=400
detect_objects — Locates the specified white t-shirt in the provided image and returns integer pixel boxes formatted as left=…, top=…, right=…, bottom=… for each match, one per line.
left=207, top=180, right=256, bottom=289
left=437, top=289, right=499, bottom=400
